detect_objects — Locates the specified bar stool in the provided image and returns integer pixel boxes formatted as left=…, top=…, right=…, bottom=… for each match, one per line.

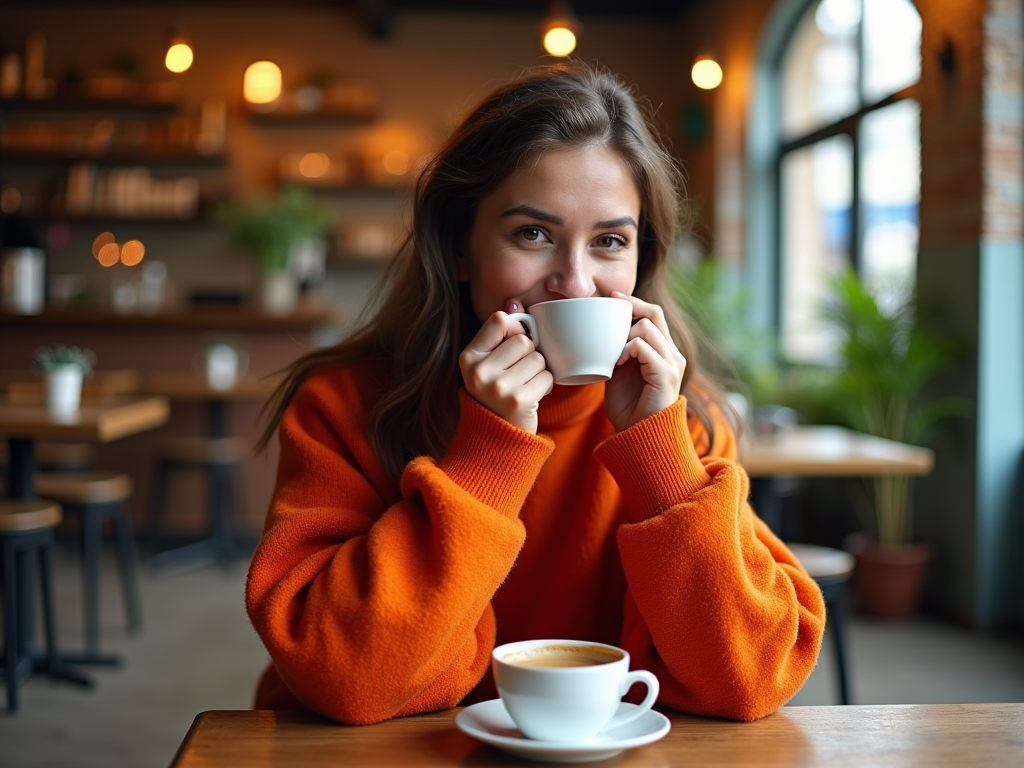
left=146, top=436, right=247, bottom=574
left=1, top=499, right=64, bottom=711
left=34, top=471, right=142, bottom=664
left=36, top=442, right=96, bottom=471
left=788, top=542, right=855, bottom=705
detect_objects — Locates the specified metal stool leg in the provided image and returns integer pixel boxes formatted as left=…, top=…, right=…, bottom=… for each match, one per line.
left=211, top=464, right=237, bottom=564
left=829, top=588, right=851, bottom=705
left=80, top=504, right=101, bottom=657
left=146, top=459, right=170, bottom=555
left=112, top=501, right=142, bottom=634
left=60, top=504, right=119, bottom=666
left=37, top=532, right=59, bottom=675
left=818, top=578, right=852, bottom=705
left=3, top=537, right=18, bottom=712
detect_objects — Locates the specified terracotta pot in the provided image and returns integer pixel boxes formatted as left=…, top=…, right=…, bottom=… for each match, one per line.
left=844, top=533, right=932, bottom=619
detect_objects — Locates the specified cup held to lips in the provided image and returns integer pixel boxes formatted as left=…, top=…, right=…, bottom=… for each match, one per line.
left=491, top=639, right=660, bottom=743
left=507, top=297, right=632, bottom=385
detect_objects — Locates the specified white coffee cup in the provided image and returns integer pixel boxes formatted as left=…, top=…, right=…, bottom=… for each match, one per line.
left=507, top=297, right=632, bottom=385
left=492, top=639, right=660, bottom=743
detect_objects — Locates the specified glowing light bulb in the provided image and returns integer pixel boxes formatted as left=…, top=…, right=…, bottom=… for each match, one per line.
left=244, top=61, right=282, bottom=105
left=691, top=58, right=723, bottom=90
left=165, top=42, right=193, bottom=73
left=543, top=27, right=577, bottom=57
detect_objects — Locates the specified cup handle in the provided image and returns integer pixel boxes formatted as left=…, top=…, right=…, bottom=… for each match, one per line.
left=506, top=312, right=537, bottom=344
left=603, top=670, right=660, bottom=733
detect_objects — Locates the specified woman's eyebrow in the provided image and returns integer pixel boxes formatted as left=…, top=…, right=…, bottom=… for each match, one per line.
left=500, top=206, right=637, bottom=231
left=595, top=216, right=638, bottom=229
left=500, top=204, right=563, bottom=224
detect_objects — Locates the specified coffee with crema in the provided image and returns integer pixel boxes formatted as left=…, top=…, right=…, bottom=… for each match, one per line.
left=503, top=643, right=623, bottom=668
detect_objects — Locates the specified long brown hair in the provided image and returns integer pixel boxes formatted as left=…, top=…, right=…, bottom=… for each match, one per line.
left=258, top=62, right=729, bottom=482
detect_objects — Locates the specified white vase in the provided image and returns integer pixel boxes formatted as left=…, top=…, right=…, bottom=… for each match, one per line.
left=260, top=271, right=298, bottom=317
left=45, top=365, right=84, bottom=414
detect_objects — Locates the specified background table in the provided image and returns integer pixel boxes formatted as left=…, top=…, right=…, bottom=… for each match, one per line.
left=0, top=393, right=170, bottom=499
left=143, top=372, right=280, bottom=438
left=171, top=704, right=1024, bottom=767
left=739, top=426, right=935, bottom=537
left=741, top=425, right=935, bottom=478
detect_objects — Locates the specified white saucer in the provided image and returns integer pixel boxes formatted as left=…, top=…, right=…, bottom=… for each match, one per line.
left=455, top=699, right=671, bottom=764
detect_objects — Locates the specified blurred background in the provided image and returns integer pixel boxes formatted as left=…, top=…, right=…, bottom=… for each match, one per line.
left=0, top=0, right=1022, bottom=765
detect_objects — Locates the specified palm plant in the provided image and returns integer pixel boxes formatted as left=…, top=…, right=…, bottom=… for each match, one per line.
left=817, top=271, right=969, bottom=547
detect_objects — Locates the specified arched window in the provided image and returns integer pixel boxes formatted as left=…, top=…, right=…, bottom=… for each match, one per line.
left=775, top=0, right=921, bottom=362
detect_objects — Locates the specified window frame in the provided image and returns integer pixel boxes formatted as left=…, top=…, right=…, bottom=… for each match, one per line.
left=766, top=0, right=921, bottom=356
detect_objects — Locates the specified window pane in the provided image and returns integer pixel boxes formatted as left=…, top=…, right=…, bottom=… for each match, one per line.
left=862, top=0, right=921, bottom=103
left=860, top=100, right=920, bottom=314
left=781, top=0, right=860, bottom=139
left=780, top=135, right=853, bottom=362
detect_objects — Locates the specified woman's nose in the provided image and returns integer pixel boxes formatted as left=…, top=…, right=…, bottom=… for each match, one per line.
left=546, top=248, right=594, bottom=299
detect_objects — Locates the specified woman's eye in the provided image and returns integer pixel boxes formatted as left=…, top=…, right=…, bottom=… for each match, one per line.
left=516, top=227, right=547, bottom=243
left=595, top=234, right=626, bottom=249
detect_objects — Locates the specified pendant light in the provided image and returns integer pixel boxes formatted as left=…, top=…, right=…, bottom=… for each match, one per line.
left=164, top=22, right=193, bottom=73
left=542, top=2, right=580, bottom=57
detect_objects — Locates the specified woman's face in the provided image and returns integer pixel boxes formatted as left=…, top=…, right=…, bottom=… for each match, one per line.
left=460, top=146, right=641, bottom=321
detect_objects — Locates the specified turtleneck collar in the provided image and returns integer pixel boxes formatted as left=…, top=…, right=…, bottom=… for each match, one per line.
left=537, top=382, right=606, bottom=430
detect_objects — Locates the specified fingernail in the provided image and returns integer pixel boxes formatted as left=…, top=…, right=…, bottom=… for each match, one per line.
left=508, top=302, right=519, bottom=311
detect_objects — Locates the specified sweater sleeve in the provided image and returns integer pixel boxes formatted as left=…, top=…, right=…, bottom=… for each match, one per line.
left=594, top=396, right=825, bottom=721
left=245, top=374, right=553, bottom=725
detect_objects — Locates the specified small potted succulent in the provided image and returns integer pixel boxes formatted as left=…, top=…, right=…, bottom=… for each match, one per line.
left=32, top=344, right=97, bottom=414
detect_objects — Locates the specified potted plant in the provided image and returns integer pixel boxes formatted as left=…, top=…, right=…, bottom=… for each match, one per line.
left=813, top=271, right=969, bottom=617
left=32, top=344, right=97, bottom=415
left=214, top=186, right=333, bottom=316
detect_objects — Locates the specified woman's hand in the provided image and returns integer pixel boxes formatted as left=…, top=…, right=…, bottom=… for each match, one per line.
left=459, top=311, right=554, bottom=434
left=604, top=291, right=686, bottom=432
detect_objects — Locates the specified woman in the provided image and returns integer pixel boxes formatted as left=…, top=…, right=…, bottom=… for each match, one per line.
left=246, top=62, right=824, bottom=725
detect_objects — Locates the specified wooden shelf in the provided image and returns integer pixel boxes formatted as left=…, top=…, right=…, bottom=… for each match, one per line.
left=25, top=214, right=214, bottom=226
left=289, top=182, right=411, bottom=195
left=247, top=110, right=376, bottom=126
left=0, top=95, right=179, bottom=114
left=0, top=306, right=340, bottom=330
left=0, top=152, right=226, bottom=167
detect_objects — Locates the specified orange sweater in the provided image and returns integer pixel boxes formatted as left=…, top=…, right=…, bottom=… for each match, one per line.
left=245, top=360, right=824, bottom=724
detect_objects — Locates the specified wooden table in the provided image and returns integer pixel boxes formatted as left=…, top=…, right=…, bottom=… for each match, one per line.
left=741, top=426, right=935, bottom=478
left=0, top=393, right=170, bottom=498
left=171, top=704, right=1024, bottom=767
left=739, top=426, right=934, bottom=538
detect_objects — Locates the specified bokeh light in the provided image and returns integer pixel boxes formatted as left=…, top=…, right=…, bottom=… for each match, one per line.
left=692, top=58, right=724, bottom=90
left=92, top=231, right=116, bottom=259
left=382, top=150, right=410, bottom=176
left=543, top=27, right=577, bottom=57
left=97, top=242, right=121, bottom=267
left=165, top=42, right=194, bottom=73
left=243, top=61, right=282, bottom=105
left=0, top=185, right=22, bottom=214
left=298, top=152, right=330, bottom=179
left=120, top=239, right=145, bottom=266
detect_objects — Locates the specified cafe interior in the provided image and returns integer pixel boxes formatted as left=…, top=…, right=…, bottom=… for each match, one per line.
left=1, top=0, right=1023, bottom=765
